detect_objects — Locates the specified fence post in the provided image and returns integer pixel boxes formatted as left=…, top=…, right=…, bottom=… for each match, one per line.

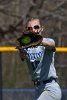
left=0, top=52, right=2, bottom=100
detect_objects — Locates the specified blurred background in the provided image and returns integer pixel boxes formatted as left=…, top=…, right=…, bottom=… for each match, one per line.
left=0, top=0, right=67, bottom=100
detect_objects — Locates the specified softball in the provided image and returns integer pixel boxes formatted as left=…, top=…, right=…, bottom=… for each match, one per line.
left=21, top=36, right=31, bottom=44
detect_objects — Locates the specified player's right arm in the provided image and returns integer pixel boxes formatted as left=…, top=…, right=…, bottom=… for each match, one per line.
left=16, top=40, right=26, bottom=61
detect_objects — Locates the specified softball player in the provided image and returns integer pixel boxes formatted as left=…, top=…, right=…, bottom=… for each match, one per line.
left=19, top=18, right=62, bottom=100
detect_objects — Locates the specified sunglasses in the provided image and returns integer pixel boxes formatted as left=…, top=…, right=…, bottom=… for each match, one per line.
left=27, top=25, right=40, bottom=31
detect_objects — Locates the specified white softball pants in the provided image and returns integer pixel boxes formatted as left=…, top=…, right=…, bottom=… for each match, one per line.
left=35, top=80, right=62, bottom=100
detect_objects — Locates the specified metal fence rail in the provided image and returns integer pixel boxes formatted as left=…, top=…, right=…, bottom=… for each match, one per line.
left=0, top=47, right=67, bottom=52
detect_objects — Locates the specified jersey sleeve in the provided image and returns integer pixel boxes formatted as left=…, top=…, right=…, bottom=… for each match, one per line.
left=42, top=38, right=56, bottom=52
left=42, top=38, right=55, bottom=44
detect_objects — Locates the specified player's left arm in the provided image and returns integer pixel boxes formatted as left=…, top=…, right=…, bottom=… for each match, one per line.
left=41, top=38, right=55, bottom=49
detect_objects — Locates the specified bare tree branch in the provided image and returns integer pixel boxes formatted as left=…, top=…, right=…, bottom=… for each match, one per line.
left=40, top=10, right=67, bottom=21
left=51, top=0, right=67, bottom=11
